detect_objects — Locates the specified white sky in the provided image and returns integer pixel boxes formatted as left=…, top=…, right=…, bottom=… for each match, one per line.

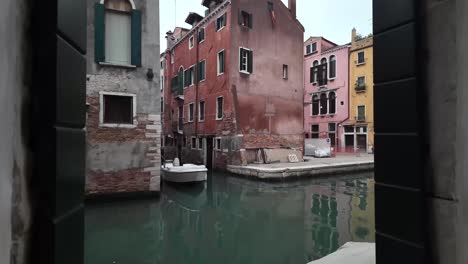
left=160, top=0, right=372, bottom=51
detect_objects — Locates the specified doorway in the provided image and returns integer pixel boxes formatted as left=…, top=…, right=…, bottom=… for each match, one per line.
left=205, top=136, right=214, bottom=170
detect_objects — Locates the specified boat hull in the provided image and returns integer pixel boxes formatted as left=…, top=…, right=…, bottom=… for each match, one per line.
left=161, top=168, right=207, bottom=183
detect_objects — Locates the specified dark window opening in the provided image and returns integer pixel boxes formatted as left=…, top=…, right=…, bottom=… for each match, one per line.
left=199, top=101, right=205, bottom=121
left=357, top=51, right=365, bottom=64
left=329, top=55, right=336, bottom=79
left=103, top=95, right=133, bottom=124
left=198, top=138, right=203, bottom=149
left=216, top=13, right=226, bottom=31
left=318, top=58, right=328, bottom=86
left=311, top=124, right=319, bottom=138
left=216, top=138, right=221, bottom=150
left=189, top=103, right=194, bottom=122
left=239, top=10, right=252, bottom=28
left=239, top=48, right=253, bottom=73
left=312, top=95, right=319, bottom=116
left=191, top=137, right=197, bottom=149
left=198, top=60, right=206, bottom=81
left=311, top=60, right=319, bottom=83
left=198, top=28, right=205, bottom=42
left=218, top=50, right=225, bottom=74
left=217, top=97, right=224, bottom=119
left=320, top=93, right=328, bottom=115
left=329, top=92, right=336, bottom=114
left=283, top=64, right=288, bottom=79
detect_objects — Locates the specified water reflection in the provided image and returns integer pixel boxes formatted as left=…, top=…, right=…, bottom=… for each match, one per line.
left=85, top=172, right=374, bottom=264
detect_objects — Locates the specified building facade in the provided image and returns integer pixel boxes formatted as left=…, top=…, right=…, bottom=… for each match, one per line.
left=344, top=28, right=374, bottom=153
left=303, top=37, right=350, bottom=150
left=162, top=0, right=304, bottom=169
left=85, top=0, right=161, bottom=195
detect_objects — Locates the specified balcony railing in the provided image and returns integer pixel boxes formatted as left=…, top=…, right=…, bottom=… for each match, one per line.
left=355, top=83, right=366, bottom=92
left=356, top=115, right=366, bottom=122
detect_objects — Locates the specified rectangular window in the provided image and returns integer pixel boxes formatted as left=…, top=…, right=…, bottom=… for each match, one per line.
left=311, top=42, right=317, bottom=53
left=198, top=28, right=205, bottom=43
left=356, top=76, right=366, bottom=91
left=311, top=124, right=319, bottom=139
left=189, top=36, right=194, bottom=49
left=184, top=67, right=195, bottom=87
left=283, top=64, right=288, bottom=79
left=306, top=45, right=311, bottom=54
left=216, top=13, right=226, bottom=31
left=105, top=11, right=131, bottom=65
left=188, top=103, right=194, bottom=122
left=344, top=126, right=354, bottom=133
left=198, top=138, right=203, bottom=150
left=357, top=51, right=365, bottom=64
left=328, top=123, right=336, bottom=132
left=239, top=48, right=253, bottom=74
left=171, top=52, right=175, bottom=64
left=160, top=76, right=164, bottom=91
left=160, top=98, right=164, bottom=113
left=199, top=101, right=205, bottom=121
left=102, top=94, right=134, bottom=124
left=217, top=50, right=225, bottom=75
left=198, top=60, right=206, bottom=81
left=328, top=123, right=336, bottom=147
left=357, top=105, right=366, bottom=121
left=216, top=97, right=224, bottom=120
left=215, top=138, right=221, bottom=150
left=191, top=137, right=197, bottom=149
left=239, top=10, right=252, bottom=28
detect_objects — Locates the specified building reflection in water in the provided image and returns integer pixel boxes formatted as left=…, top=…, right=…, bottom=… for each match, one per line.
left=85, top=172, right=374, bottom=264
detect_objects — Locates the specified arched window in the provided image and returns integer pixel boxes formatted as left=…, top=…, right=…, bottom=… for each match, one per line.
left=311, top=60, right=319, bottom=83
left=95, top=0, right=141, bottom=66
left=317, top=58, right=328, bottom=86
left=320, top=93, right=328, bottom=115
left=312, top=95, right=319, bottom=115
left=329, top=92, right=336, bottom=114
left=329, top=55, right=336, bottom=79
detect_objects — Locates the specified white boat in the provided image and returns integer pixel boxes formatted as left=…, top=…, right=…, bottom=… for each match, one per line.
left=161, top=162, right=208, bottom=183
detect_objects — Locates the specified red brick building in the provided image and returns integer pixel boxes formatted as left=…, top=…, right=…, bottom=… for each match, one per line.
left=162, top=0, right=304, bottom=169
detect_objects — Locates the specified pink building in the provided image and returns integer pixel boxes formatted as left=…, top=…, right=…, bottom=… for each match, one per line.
left=303, top=37, right=350, bottom=150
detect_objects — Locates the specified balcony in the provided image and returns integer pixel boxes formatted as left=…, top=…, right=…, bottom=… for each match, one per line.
left=356, top=115, right=366, bottom=122
left=355, top=83, right=366, bottom=92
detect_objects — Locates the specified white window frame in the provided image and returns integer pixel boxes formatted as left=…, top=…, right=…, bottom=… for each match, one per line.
left=191, top=137, right=197, bottom=150
left=216, top=13, right=226, bottom=32
left=189, top=36, right=194, bottom=49
left=199, top=27, right=206, bottom=44
left=215, top=137, right=222, bottom=151
left=199, top=60, right=206, bottom=82
left=357, top=105, right=366, bottom=121
left=357, top=51, right=365, bottom=65
left=188, top=102, right=194, bottom=122
left=357, top=76, right=366, bottom=86
left=239, top=47, right=252, bottom=74
left=217, top=50, right=225, bottom=76
left=199, top=100, right=205, bottom=122
left=99, top=91, right=137, bottom=128
left=216, top=96, right=224, bottom=120
left=160, top=75, right=164, bottom=91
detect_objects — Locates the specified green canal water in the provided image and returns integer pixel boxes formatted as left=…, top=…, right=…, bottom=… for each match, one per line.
left=85, top=172, right=375, bottom=264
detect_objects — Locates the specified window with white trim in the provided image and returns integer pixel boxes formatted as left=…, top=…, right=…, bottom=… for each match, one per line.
left=189, top=36, right=194, bottom=49
left=216, top=97, right=224, bottom=120
left=191, top=137, right=197, bottom=149
left=198, top=60, right=206, bottom=81
left=188, top=103, right=194, bottom=122
left=215, top=138, right=221, bottom=150
left=100, top=92, right=136, bottom=125
left=306, top=42, right=317, bottom=55
left=217, top=50, right=225, bottom=75
left=216, top=13, right=227, bottom=31
left=239, top=48, right=253, bottom=74
left=198, top=138, right=203, bottom=150
left=357, top=51, right=365, bottom=64
left=198, top=28, right=205, bottom=43
left=199, top=101, right=205, bottom=121
left=311, top=125, right=319, bottom=138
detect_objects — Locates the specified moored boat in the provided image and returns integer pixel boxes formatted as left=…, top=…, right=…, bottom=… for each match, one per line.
left=161, top=162, right=208, bottom=183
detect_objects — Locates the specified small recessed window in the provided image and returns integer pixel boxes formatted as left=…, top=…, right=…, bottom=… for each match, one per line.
left=189, top=36, right=194, bottom=49
left=188, top=103, right=194, bottom=122
left=198, top=28, right=205, bottom=43
left=215, top=138, right=221, bottom=150
left=216, top=13, right=227, bottom=31
left=198, top=138, right=203, bottom=150
left=311, top=125, right=319, bottom=138
left=217, top=50, right=225, bottom=75
left=191, top=137, right=197, bottom=149
left=216, top=97, right=224, bottom=120
left=102, top=94, right=134, bottom=124
left=199, top=101, right=205, bottom=121
left=357, top=51, right=365, bottom=64
left=283, top=64, right=288, bottom=79
left=239, top=10, right=252, bottom=28
left=198, top=60, right=206, bottom=81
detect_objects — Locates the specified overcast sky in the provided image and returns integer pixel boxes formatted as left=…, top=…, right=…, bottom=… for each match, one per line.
left=160, top=0, right=372, bottom=51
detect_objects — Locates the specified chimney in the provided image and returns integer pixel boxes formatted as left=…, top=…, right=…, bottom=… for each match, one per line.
left=166, top=30, right=175, bottom=49
left=288, top=0, right=296, bottom=18
left=352, top=28, right=357, bottom=42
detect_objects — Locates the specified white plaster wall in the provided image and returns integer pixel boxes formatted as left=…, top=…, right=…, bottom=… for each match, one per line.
left=0, top=0, right=31, bottom=263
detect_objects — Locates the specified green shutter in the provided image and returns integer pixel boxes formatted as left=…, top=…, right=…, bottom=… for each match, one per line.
left=94, top=3, right=105, bottom=63
left=131, top=10, right=142, bottom=66
left=247, top=50, right=253, bottom=73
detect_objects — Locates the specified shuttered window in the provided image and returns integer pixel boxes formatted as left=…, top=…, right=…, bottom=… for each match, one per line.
left=188, top=103, right=194, bottom=122
left=198, top=28, right=205, bottom=43
left=198, top=60, right=206, bottom=81
left=216, top=13, right=227, bottom=31
left=199, top=101, right=205, bottom=121
left=217, top=50, right=225, bottom=75
left=239, top=10, right=252, bottom=28
left=239, top=48, right=253, bottom=74
left=94, top=3, right=141, bottom=66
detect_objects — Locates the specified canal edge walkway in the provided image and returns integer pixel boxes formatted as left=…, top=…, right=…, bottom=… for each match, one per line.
left=227, top=156, right=374, bottom=180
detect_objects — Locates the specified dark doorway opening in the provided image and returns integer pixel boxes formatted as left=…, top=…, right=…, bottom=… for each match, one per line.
left=206, top=136, right=214, bottom=170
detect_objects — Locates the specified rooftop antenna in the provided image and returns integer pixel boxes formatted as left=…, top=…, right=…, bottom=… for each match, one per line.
left=174, top=0, right=177, bottom=28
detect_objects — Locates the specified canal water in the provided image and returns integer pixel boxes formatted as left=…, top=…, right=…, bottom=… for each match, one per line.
left=85, top=172, right=375, bottom=264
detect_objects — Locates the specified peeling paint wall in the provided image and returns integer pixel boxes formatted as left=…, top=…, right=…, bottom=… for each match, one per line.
left=0, top=0, right=32, bottom=263
left=85, top=0, right=161, bottom=195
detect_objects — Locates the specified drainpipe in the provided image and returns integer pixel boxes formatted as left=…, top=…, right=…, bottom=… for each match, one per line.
left=336, top=47, right=351, bottom=151
left=195, top=29, right=200, bottom=136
